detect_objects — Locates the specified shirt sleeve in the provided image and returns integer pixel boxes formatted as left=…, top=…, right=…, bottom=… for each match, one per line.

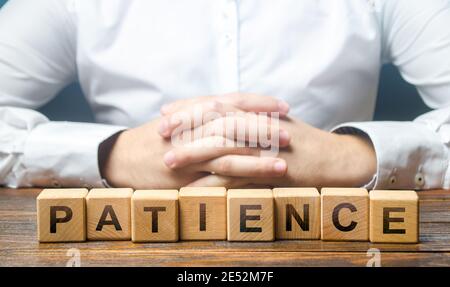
left=0, top=0, right=125, bottom=188
left=333, top=0, right=450, bottom=190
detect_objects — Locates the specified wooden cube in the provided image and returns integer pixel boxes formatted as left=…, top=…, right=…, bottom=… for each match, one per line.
left=227, top=189, right=274, bottom=241
left=273, top=188, right=320, bottom=240
left=370, top=190, right=419, bottom=243
left=321, top=188, right=369, bottom=241
left=86, top=188, right=133, bottom=240
left=179, top=187, right=227, bottom=240
left=37, top=189, right=88, bottom=242
left=131, top=190, right=179, bottom=242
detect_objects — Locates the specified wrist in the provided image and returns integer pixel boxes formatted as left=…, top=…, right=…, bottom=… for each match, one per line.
left=328, top=133, right=376, bottom=187
left=99, top=130, right=129, bottom=187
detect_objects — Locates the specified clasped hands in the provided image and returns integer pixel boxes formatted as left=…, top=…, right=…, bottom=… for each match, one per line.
left=102, top=94, right=376, bottom=189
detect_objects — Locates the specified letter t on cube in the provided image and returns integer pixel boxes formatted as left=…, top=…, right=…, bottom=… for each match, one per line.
left=132, top=190, right=179, bottom=242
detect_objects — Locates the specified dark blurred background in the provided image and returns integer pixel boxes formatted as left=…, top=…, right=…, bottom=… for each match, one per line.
left=0, top=0, right=431, bottom=122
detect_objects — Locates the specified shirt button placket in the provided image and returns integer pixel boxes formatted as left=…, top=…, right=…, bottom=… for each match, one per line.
left=219, top=0, right=239, bottom=94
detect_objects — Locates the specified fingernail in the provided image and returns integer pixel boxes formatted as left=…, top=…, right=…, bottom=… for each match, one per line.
left=169, top=117, right=182, bottom=128
left=158, top=119, right=168, bottom=136
left=273, top=160, right=287, bottom=173
left=163, top=151, right=177, bottom=168
left=279, top=130, right=291, bottom=144
left=278, top=100, right=290, bottom=115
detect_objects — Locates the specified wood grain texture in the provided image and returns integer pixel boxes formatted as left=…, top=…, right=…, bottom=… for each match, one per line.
left=227, top=189, right=274, bottom=241
left=321, top=188, right=369, bottom=241
left=179, top=187, right=227, bottom=240
left=1, top=188, right=450, bottom=266
left=86, top=188, right=133, bottom=241
left=131, top=190, right=179, bottom=242
left=370, top=190, right=419, bottom=243
left=37, top=189, right=88, bottom=243
left=273, top=188, right=320, bottom=240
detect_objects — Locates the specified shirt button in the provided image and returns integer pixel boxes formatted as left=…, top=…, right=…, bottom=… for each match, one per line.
left=389, top=175, right=397, bottom=185
left=415, top=173, right=425, bottom=188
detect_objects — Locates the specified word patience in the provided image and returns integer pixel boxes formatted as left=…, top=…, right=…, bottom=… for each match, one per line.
left=36, top=187, right=419, bottom=243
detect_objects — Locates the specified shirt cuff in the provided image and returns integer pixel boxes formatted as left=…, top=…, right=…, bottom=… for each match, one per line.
left=332, top=121, right=449, bottom=190
left=22, top=121, right=126, bottom=188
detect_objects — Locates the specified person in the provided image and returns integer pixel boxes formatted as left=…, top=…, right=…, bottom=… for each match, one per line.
left=0, top=0, right=449, bottom=190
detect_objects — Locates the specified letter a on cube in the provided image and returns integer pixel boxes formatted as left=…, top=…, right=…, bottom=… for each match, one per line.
left=87, top=188, right=133, bottom=240
left=37, top=189, right=88, bottom=242
left=370, top=190, right=419, bottom=243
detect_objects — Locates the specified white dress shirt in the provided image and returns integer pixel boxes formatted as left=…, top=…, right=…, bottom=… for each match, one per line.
left=1, top=0, right=450, bottom=189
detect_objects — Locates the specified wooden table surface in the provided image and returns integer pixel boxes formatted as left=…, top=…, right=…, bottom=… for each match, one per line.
left=1, top=188, right=449, bottom=267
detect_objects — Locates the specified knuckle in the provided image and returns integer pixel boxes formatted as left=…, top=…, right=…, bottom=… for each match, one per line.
left=236, top=147, right=250, bottom=155
left=202, top=95, right=214, bottom=101
left=203, top=102, right=224, bottom=123
left=214, top=136, right=229, bottom=148
left=257, top=159, right=276, bottom=176
left=226, top=93, right=245, bottom=107
left=174, top=150, right=190, bottom=165
left=182, top=151, right=193, bottom=163
left=258, top=162, right=272, bottom=176
left=202, top=122, right=221, bottom=138
left=234, top=98, right=247, bottom=108
left=227, top=92, right=241, bottom=100
left=218, top=157, right=233, bottom=173
left=208, top=128, right=217, bottom=137
left=208, top=100, right=223, bottom=112
left=212, top=117, right=225, bottom=130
